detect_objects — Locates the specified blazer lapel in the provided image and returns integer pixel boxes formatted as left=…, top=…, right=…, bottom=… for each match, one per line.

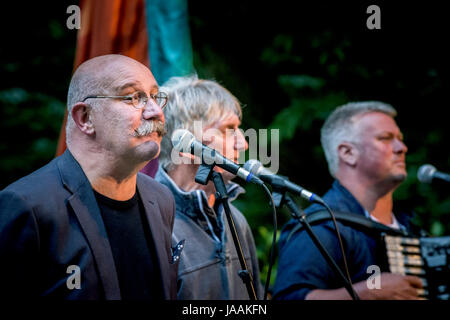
left=137, top=176, right=172, bottom=300
left=58, top=151, right=121, bottom=300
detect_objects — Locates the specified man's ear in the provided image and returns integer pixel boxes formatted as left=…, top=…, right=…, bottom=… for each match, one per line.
left=337, top=142, right=359, bottom=167
left=202, top=131, right=216, bottom=146
left=71, top=102, right=95, bottom=135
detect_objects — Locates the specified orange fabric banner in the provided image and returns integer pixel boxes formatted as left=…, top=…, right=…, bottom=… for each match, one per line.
left=55, top=0, right=149, bottom=156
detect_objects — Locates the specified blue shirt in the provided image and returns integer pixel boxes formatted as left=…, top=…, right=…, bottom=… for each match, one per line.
left=273, top=180, right=414, bottom=299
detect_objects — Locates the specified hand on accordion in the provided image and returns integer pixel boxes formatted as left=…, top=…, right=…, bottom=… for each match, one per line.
left=358, top=272, right=424, bottom=300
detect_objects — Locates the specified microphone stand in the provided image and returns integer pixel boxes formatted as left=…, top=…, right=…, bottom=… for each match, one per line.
left=273, top=188, right=359, bottom=300
left=195, top=163, right=257, bottom=300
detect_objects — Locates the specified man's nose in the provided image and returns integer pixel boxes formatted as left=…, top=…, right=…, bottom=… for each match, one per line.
left=394, top=138, right=408, bottom=154
left=142, top=99, right=164, bottom=122
left=235, top=129, right=248, bottom=151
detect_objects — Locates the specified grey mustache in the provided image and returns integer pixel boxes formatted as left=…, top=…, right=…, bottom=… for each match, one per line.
left=134, top=120, right=166, bottom=137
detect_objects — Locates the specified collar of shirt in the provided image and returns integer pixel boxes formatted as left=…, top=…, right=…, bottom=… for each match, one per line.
left=364, top=210, right=406, bottom=230
left=154, top=166, right=245, bottom=238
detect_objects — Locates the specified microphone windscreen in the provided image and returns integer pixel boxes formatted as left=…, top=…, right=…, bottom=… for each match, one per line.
left=171, top=129, right=195, bottom=152
left=417, top=164, right=436, bottom=183
left=244, top=159, right=262, bottom=175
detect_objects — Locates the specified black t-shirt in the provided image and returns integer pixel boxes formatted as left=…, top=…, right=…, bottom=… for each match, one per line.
left=94, top=190, right=164, bottom=300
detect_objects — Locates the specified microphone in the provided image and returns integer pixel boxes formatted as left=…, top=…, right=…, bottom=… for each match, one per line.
left=417, top=164, right=450, bottom=183
left=171, top=129, right=263, bottom=185
left=244, top=159, right=324, bottom=204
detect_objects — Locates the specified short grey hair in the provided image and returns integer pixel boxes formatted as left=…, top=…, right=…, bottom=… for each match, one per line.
left=159, top=75, right=242, bottom=171
left=320, top=101, right=397, bottom=177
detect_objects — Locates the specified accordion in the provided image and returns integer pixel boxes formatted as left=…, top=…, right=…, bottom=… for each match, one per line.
left=284, top=209, right=450, bottom=299
left=381, top=234, right=450, bottom=300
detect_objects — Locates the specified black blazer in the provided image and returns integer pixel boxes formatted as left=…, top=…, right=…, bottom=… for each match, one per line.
left=0, top=150, right=177, bottom=299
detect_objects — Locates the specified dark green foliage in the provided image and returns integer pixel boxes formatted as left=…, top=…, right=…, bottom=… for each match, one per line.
left=1, top=1, right=76, bottom=188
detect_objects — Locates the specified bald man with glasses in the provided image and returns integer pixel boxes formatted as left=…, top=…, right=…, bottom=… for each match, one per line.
left=0, top=54, right=178, bottom=300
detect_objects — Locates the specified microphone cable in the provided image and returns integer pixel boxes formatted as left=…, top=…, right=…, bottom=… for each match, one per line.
left=243, top=158, right=358, bottom=299
left=259, top=183, right=278, bottom=300
left=319, top=201, right=360, bottom=300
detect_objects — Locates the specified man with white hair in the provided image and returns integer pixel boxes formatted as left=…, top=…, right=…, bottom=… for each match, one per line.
left=273, top=101, right=424, bottom=300
left=153, top=75, right=263, bottom=299
left=0, top=54, right=178, bottom=299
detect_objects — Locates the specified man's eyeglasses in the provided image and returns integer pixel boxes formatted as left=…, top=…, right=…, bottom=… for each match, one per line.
left=82, top=91, right=168, bottom=109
